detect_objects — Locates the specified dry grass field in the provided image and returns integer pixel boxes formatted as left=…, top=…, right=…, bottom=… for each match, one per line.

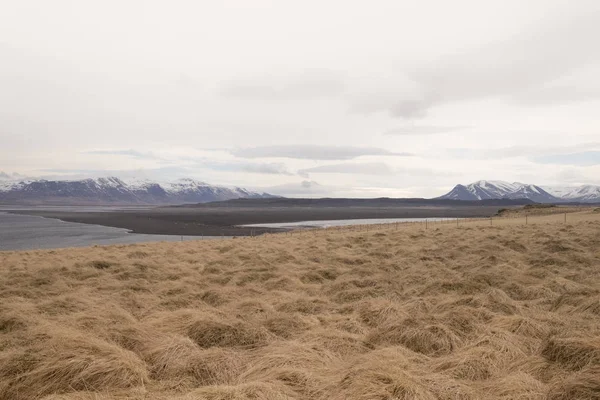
left=1, top=210, right=600, bottom=399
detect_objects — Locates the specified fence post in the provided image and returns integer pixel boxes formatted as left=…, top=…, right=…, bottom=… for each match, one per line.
left=426, top=219, right=428, bottom=230
left=526, top=215, right=528, bottom=225
left=490, top=217, right=493, bottom=226
left=564, top=213, right=567, bottom=223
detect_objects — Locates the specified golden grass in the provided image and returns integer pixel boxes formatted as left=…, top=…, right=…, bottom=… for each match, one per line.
left=1, top=210, right=600, bottom=399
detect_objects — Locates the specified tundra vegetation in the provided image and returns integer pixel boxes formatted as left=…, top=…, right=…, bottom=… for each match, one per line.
left=1, top=210, right=599, bottom=399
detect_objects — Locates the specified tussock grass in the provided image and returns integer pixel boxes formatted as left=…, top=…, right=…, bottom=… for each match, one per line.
left=1, top=210, right=600, bottom=398
left=0, top=327, right=148, bottom=400
left=366, top=317, right=461, bottom=356
left=89, top=260, right=114, bottom=270
left=546, top=367, right=600, bottom=400
left=141, top=334, right=244, bottom=386
left=187, top=318, right=271, bottom=349
left=542, top=336, right=600, bottom=370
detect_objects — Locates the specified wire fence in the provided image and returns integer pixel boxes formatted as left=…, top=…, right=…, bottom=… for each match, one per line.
left=251, top=209, right=600, bottom=239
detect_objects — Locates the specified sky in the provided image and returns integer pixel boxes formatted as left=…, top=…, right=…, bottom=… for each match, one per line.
left=1, top=0, right=599, bottom=198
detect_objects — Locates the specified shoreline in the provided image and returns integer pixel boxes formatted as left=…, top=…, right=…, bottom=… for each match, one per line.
left=6, top=204, right=509, bottom=236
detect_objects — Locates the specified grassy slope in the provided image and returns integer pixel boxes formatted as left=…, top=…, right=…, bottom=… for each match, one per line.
left=1, top=211, right=600, bottom=399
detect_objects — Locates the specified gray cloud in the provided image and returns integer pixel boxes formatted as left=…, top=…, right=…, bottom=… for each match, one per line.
left=298, top=162, right=393, bottom=177
left=241, top=163, right=293, bottom=175
left=41, top=159, right=293, bottom=180
left=220, top=69, right=346, bottom=101
left=85, top=149, right=161, bottom=160
left=157, top=158, right=294, bottom=176
left=514, top=85, right=600, bottom=106
left=37, top=166, right=192, bottom=181
left=448, top=142, right=600, bottom=160
left=205, top=161, right=293, bottom=175
left=84, top=149, right=293, bottom=175
left=384, top=125, right=470, bottom=135
left=354, top=10, right=600, bottom=118
left=554, top=168, right=599, bottom=184
left=533, top=151, right=600, bottom=166
left=231, top=145, right=412, bottom=160
left=50, top=158, right=293, bottom=178
left=264, top=180, right=329, bottom=197
left=389, top=99, right=432, bottom=119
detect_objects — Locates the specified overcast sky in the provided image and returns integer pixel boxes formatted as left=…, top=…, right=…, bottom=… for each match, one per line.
left=1, top=0, right=599, bottom=197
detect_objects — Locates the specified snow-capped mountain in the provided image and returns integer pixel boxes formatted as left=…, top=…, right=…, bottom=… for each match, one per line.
left=0, top=177, right=276, bottom=205
left=438, top=180, right=600, bottom=203
left=437, top=180, right=560, bottom=203
left=542, top=185, right=600, bottom=203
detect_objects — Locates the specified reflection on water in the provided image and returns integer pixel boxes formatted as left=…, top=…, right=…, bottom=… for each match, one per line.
left=242, top=217, right=456, bottom=229
left=0, top=212, right=218, bottom=251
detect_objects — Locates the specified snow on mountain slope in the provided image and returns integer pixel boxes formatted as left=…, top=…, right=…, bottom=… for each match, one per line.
left=543, top=185, right=600, bottom=202
left=0, top=181, right=16, bottom=191
left=437, top=180, right=561, bottom=203
left=0, top=177, right=276, bottom=205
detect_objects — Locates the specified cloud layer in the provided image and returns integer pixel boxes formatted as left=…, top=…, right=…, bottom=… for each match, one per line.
left=533, top=151, right=600, bottom=166
left=352, top=10, right=600, bottom=118
left=1, top=1, right=600, bottom=196
left=298, top=162, right=394, bottom=177
left=384, top=126, right=470, bottom=135
left=231, top=145, right=412, bottom=160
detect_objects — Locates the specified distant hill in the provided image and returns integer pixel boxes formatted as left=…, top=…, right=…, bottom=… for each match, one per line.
left=542, top=185, right=600, bottom=203
left=178, top=197, right=535, bottom=208
left=437, top=180, right=600, bottom=203
left=0, top=177, right=275, bottom=205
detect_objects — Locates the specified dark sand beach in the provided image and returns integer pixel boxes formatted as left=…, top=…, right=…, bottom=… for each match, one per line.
left=6, top=198, right=527, bottom=236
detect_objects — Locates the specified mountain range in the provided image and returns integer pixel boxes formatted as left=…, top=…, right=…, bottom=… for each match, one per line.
left=1, top=176, right=598, bottom=205
left=0, top=177, right=275, bottom=205
left=437, top=180, right=600, bottom=203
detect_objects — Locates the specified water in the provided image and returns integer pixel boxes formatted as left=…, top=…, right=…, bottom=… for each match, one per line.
left=0, top=208, right=459, bottom=251
left=0, top=212, right=220, bottom=251
left=242, top=217, right=457, bottom=229
left=0, top=205, right=156, bottom=212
